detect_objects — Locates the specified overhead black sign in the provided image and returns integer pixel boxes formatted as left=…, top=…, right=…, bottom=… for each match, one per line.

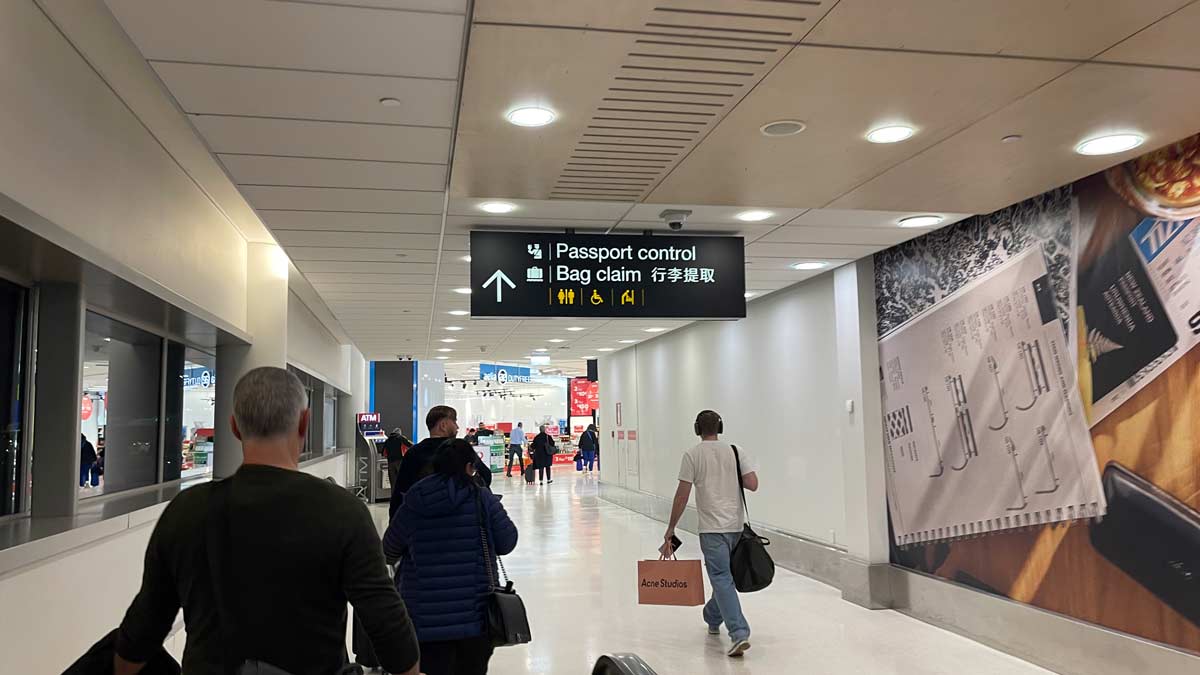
left=469, top=231, right=745, bottom=319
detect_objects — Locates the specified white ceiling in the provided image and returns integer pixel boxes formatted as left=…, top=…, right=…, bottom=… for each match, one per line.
left=104, top=0, right=1200, bottom=377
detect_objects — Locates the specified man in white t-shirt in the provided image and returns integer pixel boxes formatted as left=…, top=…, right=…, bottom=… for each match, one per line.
left=660, top=410, right=759, bottom=657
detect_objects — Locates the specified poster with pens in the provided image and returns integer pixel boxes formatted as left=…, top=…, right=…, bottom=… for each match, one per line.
left=879, top=250, right=1105, bottom=545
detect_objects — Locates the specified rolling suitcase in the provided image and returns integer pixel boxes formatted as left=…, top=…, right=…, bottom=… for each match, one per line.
left=524, top=464, right=536, bottom=484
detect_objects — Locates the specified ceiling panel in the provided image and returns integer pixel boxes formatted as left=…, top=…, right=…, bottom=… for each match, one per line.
left=473, top=0, right=835, bottom=34
left=220, top=155, right=445, bottom=191
left=744, top=241, right=884, bottom=259
left=614, top=220, right=774, bottom=239
left=153, top=62, right=456, bottom=127
left=106, top=0, right=464, bottom=78
left=280, top=1, right=467, bottom=15
left=285, top=247, right=440, bottom=263
left=623, top=203, right=805, bottom=225
left=445, top=216, right=616, bottom=234
left=1097, top=1, right=1200, bottom=69
left=828, top=63, right=1200, bottom=213
left=296, top=260, right=437, bottom=274
left=758, top=226, right=916, bottom=246
left=804, top=0, right=1188, bottom=59
left=787, top=209, right=973, bottom=230
left=192, top=115, right=450, bottom=163
left=648, top=45, right=1072, bottom=208
left=239, top=186, right=445, bottom=213
left=447, top=198, right=633, bottom=220
left=276, top=231, right=449, bottom=249
left=261, top=211, right=443, bottom=233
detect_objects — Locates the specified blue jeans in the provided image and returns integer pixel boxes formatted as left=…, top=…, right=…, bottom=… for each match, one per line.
left=700, top=532, right=750, bottom=642
left=581, top=450, right=595, bottom=470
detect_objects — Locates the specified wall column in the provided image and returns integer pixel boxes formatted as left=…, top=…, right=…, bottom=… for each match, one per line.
left=30, top=283, right=85, bottom=517
left=213, top=243, right=289, bottom=478
left=338, top=346, right=367, bottom=450
left=835, top=258, right=892, bottom=608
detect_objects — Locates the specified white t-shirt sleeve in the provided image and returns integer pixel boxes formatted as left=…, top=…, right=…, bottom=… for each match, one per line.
left=678, top=451, right=696, bottom=484
left=734, top=445, right=758, bottom=476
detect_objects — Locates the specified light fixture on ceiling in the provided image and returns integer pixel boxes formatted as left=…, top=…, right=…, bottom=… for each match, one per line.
left=378, top=97, right=402, bottom=107
left=736, top=210, right=774, bottom=222
left=866, top=125, right=915, bottom=144
left=1074, top=133, right=1144, bottom=156
left=448, top=310, right=470, bottom=316
left=618, top=339, right=638, bottom=344
left=566, top=326, right=586, bottom=332
left=897, top=214, right=944, bottom=229
left=506, top=106, right=556, bottom=127
left=1001, top=134, right=1023, bottom=144
left=547, top=338, right=566, bottom=343
left=444, top=326, right=464, bottom=331
left=104, top=338, right=112, bottom=342
left=478, top=201, right=517, bottom=214
left=461, top=255, right=472, bottom=262
left=436, top=356, right=449, bottom=360
left=744, top=291, right=756, bottom=298
left=643, top=327, right=666, bottom=333
left=790, top=261, right=829, bottom=271
left=597, top=347, right=615, bottom=352
left=759, top=120, right=807, bottom=137
left=534, top=348, right=549, bottom=353
left=440, top=338, right=459, bottom=343
left=437, top=348, right=453, bottom=352
left=453, top=288, right=472, bottom=295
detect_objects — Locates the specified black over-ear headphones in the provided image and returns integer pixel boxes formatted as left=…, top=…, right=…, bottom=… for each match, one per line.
left=694, top=410, right=723, bottom=436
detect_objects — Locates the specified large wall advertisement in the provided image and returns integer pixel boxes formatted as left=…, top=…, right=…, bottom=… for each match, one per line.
left=875, top=133, right=1200, bottom=652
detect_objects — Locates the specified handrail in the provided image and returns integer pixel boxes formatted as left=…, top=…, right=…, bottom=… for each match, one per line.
left=592, top=653, right=658, bottom=675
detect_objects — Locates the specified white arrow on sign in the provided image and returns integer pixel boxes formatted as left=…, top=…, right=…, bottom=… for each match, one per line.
left=483, top=269, right=516, bottom=302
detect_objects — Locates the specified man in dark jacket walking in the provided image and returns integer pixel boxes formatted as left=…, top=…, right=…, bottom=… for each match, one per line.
left=80, top=434, right=98, bottom=488
left=390, top=405, right=491, bottom=518
left=579, top=423, right=599, bottom=474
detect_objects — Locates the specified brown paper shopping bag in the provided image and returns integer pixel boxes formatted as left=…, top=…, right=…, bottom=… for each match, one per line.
left=637, top=558, right=706, bottom=606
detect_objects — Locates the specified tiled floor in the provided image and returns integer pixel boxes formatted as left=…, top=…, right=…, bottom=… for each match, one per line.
left=370, top=472, right=1052, bottom=675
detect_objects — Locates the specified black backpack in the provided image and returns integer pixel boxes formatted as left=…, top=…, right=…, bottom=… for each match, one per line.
left=730, top=445, right=775, bottom=592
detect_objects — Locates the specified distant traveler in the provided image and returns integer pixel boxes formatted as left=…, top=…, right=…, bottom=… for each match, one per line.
left=113, top=366, right=420, bottom=675
left=464, top=428, right=479, bottom=445
left=659, top=410, right=759, bottom=658
left=506, top=422, right=526, bottom=477
left=384, top=440, right=518, bottom=675
left=531, top=424, right=556, bottom=485
left=578, top=424, right=599, bottom=474
left=382, top=427, right=413, bottom=491
left=80, top=434, right=98, bottom=488
left=390, top=405, right=491, bottom=518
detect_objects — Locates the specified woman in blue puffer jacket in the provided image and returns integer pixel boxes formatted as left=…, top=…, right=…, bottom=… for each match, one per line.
left=384, top=439, right=518, bottom=675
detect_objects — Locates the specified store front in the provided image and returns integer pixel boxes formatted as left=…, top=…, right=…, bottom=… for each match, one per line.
left=445, top=367, right=570, bottom=473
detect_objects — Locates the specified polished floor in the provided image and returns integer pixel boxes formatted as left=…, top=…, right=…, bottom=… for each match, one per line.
left=373, top=471, right=1052, bottom=675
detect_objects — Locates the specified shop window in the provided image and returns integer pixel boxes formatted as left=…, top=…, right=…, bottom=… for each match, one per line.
left=0, top=278, right=29, bottom=516
left=323, top=384, right=337, bottom=454
left=81, top=313, right=162, bottom=497
left=165, top=345, right=215, bottom=483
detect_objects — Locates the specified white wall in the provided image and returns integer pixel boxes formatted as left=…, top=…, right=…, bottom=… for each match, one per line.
left=301, top=451, right=351, bottom=487
left=287, top=291, right=351, bottom=393
left=0, top=0, right=248, bottom=333
left=599, top=273, right=847, bottom=546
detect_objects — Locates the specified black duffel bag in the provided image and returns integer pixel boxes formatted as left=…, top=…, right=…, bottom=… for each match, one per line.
left=730, top=445, right=775, bottom=592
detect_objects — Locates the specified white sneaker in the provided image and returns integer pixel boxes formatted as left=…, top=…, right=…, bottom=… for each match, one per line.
left=727, top=640, right=751, bottom=657
left=707, top=625, right=721, bottom=636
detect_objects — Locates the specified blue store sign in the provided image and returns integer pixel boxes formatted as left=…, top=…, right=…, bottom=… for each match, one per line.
left=183, top=366, right=215, bottom=389
left=479, top=363, right=531, bottom=384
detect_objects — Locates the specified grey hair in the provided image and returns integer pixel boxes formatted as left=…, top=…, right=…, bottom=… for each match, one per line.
left=539, top=424, right=548, bottom=433
left=233, top=367, right=307, bottom=439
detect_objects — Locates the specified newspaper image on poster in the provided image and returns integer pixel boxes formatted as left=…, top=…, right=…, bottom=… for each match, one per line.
left=881, top=249, right=1105, bottom=545
left=1074, top=137, right=1200, bottom=424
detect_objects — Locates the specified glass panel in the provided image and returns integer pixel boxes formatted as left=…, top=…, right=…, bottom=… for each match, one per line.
left=323, top=384, right=337, bottom=454
left=0, top=278, right=28, bottom=516
left=288, top=366, right=315, bottom=462
left=82, top=313, right=162, bottom=497
left=179, top=348, right=216, bottom=482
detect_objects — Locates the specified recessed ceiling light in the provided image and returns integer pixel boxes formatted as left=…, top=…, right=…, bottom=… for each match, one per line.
left=534, top=348, right=549, bottom=352
left=448, top=310, right=469, bottom=316
left=618, top=339, right=638, bottom=344
left=453, top=288, right=472, bottom=295
left=1075, top=133, right=1144, bottom=156
left=566, top=326, right=586, bottom=331
left=759, top=120, right=807, bottom=137
left=440, top=338, right=459, bottom=343
left=744, top=291, right=756, bottom=298
left=1001, top=134, right=1023, bottom=144
left=478, top=201, right=517, bottom=214
left=437, top=348, right=453, bottom=352
left=378, top=97, right=402, bottom=107
left=436, top=356, right=449, bottom=360
left=790, top=261, right=829, bottom=271
left=866, top=125, right=915, bottom=144
left=547, top=338, right=566, bottom=343
left=461, top=255, right=472, bottom=262
left=104, top=338, right=112, bottom=342
left=898, top=215, right=944, bottom=229
left=643, top=327, right=666, bottom=333
left=736, top=210, right=774, bottom=222
left=597, top=348, right=615, bottom=352
left=444, top=326, right=463, bottom=331
left=507, top=106, right=556, bottom=127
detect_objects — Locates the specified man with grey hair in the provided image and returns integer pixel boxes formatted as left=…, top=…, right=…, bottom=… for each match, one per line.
left=114, top=367, right=421, bottom=675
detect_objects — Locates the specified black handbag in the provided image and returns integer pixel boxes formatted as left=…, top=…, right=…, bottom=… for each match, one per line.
left=476, top=490, right=532, bottom=647
left=730, top=445, right=775, bottom=593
